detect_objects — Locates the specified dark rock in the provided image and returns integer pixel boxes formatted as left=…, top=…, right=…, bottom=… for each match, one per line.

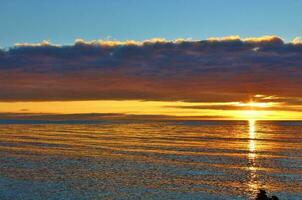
left=255, top=189, right=280, bottom=200
left=256, top=189, right=269, bottom=200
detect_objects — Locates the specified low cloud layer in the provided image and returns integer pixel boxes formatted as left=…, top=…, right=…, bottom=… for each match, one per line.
left=1, top=36, right=302, bottom=103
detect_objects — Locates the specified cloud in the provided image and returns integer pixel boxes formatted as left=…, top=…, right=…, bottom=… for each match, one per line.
left=166, top=104, right=302, bottom=112
left=0, top=36, right=302, bottom=103
left=291, top=37, right=302, bottom=45
left=0, top=113, right=228, bottom=121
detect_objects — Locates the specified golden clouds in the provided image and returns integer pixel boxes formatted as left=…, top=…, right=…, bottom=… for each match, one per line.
left=243, top=35, right=282, bottom=43
left=12, top=35, right=299, bottom=48
left=207, top=35, right=241, bottom=41
left=291, top=37, right=302, bottom=45
left=14, top=40, right=55, bottom=47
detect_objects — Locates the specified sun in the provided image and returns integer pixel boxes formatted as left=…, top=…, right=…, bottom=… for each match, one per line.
left=244, top=110, right=261, bottom=119
left=234, top=100, right=274, bottom=120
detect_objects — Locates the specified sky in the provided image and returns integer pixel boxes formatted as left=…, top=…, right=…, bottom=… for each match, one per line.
left=0, top=1, right=302, bottom=120
left=0, top=0, right=301, bottom=47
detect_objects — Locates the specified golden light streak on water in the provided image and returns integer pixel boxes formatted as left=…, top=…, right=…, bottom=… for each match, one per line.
left=249, top=119, right=256, bottom=159
left=247, top=119, right=260, bottom=196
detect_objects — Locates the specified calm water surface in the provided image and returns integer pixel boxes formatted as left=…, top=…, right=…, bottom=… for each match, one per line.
left=0, top=120, right=301, bottom=200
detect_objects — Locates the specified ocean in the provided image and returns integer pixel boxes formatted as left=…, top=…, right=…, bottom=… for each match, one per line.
left=0, top=120, right=301, bottom=200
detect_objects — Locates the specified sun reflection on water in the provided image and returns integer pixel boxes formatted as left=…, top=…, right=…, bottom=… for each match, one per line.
left=249, top=119, right=256, bottom=159
left=247, top=119, right=259, bottom=194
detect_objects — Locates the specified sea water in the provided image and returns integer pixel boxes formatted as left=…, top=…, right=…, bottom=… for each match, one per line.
left=0, top=120, right=301, bottom=199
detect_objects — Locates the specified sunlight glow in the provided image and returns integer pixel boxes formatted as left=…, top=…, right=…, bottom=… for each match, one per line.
left=235, top=101, right=276, bottom=108
left=247, top=119, right=259, bottom=194
left=0, top=99, right=301, bottom=120
left=248, top=119, right=256, bottom=158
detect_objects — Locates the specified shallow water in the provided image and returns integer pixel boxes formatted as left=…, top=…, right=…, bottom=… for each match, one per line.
left=0, top=120, right=301, bottom=199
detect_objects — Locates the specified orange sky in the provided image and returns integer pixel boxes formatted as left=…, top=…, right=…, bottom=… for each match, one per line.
left=1, top=99, right=301, bottom=120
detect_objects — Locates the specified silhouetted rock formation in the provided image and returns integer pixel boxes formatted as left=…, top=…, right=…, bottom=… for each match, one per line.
left=255, top=189, right=279, bottom=200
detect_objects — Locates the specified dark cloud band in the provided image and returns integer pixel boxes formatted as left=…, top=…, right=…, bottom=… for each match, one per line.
left=0, top=36, right=302, bottom=102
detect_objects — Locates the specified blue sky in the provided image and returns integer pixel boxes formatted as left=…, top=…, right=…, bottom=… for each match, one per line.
left=0, top=0, right=301, bottom=47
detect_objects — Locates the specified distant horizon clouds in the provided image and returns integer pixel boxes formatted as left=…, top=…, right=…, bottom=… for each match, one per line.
left=1, top=35, right=302, bottom=106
